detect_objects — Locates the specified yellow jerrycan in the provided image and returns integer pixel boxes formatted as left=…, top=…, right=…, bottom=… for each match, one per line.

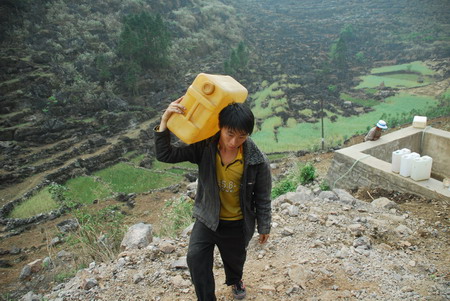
left=167, top=73, right=248, bottom=144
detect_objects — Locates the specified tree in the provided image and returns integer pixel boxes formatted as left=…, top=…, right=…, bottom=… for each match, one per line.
left=117, top=12, right=171, bottom=93
left=329, top=37, right=348, bottom=70
left=118, top=12, right=171, bottom=69
left=224, top=41, right=249, bottom=75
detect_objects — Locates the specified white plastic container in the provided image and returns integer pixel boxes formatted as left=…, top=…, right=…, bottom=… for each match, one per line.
left=391, top=148, right=411, bottom=173
left=413, top=116, right=427, bottom=129
left=399, top=152, right=420, bottom=177
left=410, top=156, right=433, bottom=181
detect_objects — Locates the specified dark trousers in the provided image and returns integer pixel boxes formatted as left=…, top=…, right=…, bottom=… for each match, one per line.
left=187, top=219, right=247, bottom=301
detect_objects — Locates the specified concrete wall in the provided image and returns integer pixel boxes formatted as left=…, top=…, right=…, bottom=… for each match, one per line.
left=327, top=126, right=450, bottom=202
left=362, top=129, right=421, bottom=162
left=422, top=128, right=450, bottom=179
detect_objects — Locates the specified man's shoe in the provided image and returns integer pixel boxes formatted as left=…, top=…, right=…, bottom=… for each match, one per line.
left=232, top=280, right=246, bottom=300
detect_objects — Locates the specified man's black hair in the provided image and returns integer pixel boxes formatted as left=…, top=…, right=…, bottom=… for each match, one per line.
left=219, top=103, right=255, bottom=135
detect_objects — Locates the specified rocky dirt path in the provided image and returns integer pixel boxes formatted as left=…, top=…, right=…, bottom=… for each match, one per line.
left=41, top=183, right=449, bottom=301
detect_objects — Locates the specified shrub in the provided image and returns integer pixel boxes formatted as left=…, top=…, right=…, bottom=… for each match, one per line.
left=319, top=180, right=330, bottom=191
left=48, top=182, right=67, bottom=203
left=271, top=178, right=296, bottom=199
left=299, top=163, right=316, bottom=185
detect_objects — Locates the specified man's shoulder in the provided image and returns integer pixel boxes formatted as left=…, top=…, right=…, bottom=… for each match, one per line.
left=244, top=138, right=269, bottom=165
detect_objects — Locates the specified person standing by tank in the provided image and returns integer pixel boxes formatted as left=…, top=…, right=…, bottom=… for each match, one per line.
left=154, top=97, right=272, bottom=300
left=364, top=120, right=388, bottom=141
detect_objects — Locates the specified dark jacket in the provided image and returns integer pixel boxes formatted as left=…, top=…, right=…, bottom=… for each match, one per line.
left=154, top=128, right=272, bottom=246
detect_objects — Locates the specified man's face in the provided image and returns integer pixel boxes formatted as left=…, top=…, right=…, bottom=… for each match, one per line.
left=219, top=127, right=249, bottom=151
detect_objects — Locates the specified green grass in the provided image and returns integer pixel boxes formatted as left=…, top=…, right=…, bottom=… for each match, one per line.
left=9, top=176, right=113, bottom=218
left=94, top=162, right=184, bottom=194
left=267, top=153, right=289, bottom=161
left=341, top=93, right=378, bottom=107
left=129, top=154, right=146, bottom=165
left=252, top=92, right=439, bottom=153
left=356, top=74, right=431, bottom=89
left=370, top=61, right=435, bottom=75
left=299, top=109, right=313, bottom=116
left=9, top=160, right=191, bottom=218
left=158, top=197, right=194, bottom=237
left=65, top=176, right=113, bottom=204
left=286, top=118, right=297, bottom=127
left=356, top=61, right=437, bottom=89
left=9, top=188, right=59, bottom=218
left=123, top=150, right=138, bottom=159
left=152, top=160, right=196, bottom=171
left=251, top=83, right=289, bottom=119
left=442, top=87, right=450, bottom=100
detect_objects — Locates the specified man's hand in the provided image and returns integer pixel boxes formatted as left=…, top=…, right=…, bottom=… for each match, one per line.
left=159, top=97, right=185, bottom=131
left=259, top=234, right=270, bottom=244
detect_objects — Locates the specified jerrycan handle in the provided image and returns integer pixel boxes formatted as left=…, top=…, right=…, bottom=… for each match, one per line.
left=184, top=82, right=216, bottom=120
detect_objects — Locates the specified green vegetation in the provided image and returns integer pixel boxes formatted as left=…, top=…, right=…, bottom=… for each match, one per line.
left=118, top=12, right=171, bottom=92
left=94, top=162, right=183, bottom=194
left=54, top=269, right=78, bottom=283
left=329, top=37, right=348, bottom=70
left=250, top=60, right=443, bottom=153
left=64, top=177, right=113, bottom=205
left=299, top=109, right=313, bottom=116
left=441, top=87, right=450, bottom=100
left=251, top=82, right=289, bottom=119
left=67, top=205, right=126, bottom=262
left=319, top=180, right=330, bottom=191
left=266, top=153, right=288, bottom=161
left=9, top=188, right=59, bottom=218
left=158, top=197, right=194, bottom=237
left=9, top=161, right=186, bottom=218
left=299, top=163, right=316, bottom=185
left=271, top=161, right=317, bottom=198
left=129, top=154, right=146, bottom=165
left=356, top=61, right=436, bottom=89
left=118, top=12, right=171, bottom=69
left=95, top=54, right=113, bottom=83
left=271, top=178, right=297, bottom=199
left=356, top=74, right=432, bottom=89
left=252, top=92, right=439, bottom=153
left=152, top=160, right=196, bottom=171
left=371, top=61, right=435, bottom=75
left=340, top=93, right=378, bottom=107
left=224, top=41, right=249, bottom=75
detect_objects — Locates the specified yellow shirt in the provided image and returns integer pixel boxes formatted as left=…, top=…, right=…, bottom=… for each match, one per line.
left=216, top=146, right=244, bottom=220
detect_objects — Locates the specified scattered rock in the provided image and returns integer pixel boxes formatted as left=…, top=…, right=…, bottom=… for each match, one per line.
left=20, top=291, right=42, bottom=301
left=371, top=197, right=397, bottom=210
left=120, top=222, right=153, bottom=250
left=56, top=219, right=79, bottom=233
left=81, top=278, right=98, bottom=290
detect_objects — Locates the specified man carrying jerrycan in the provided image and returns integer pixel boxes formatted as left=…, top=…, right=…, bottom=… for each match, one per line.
left=154, top=73, right=272, bottom=300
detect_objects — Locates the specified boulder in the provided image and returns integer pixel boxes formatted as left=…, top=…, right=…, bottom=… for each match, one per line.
left=121, top=222, right=153, bottom=250
left=371, top=197, right=397, bottom=210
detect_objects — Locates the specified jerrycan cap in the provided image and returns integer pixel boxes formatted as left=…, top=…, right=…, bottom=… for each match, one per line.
left=202, top=82, right=215, bottom=95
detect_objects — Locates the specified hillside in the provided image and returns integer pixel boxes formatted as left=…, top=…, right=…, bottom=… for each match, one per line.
left=1, top=116, right=449, bottom=300
left=0, top=0, right=449, bottom=299
left=39, top=160, right=450, bottom=300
